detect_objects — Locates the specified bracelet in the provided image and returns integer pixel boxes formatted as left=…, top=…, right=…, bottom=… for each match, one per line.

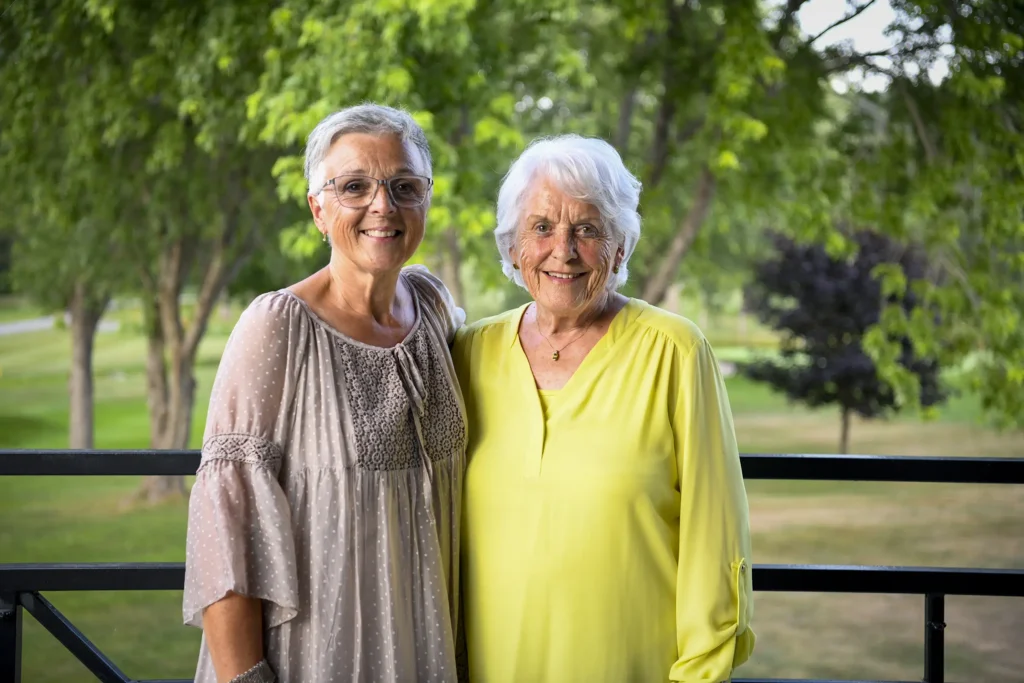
left=229, top=659, right=276, bottom=683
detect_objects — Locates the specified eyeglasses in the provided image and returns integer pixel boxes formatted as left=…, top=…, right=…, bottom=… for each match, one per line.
left=319, top=174, right=433, bottom=209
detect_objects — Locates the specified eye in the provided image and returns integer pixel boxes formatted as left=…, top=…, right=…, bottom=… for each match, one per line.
left=534, top=222, right=551, bottom=234
left=342, top=179, right=370, bottom=194
left=577, top=224, right=597, bottom=236
left=392, top=180, right=414, bottom=194
left=389, top=177, right=428, bottom=203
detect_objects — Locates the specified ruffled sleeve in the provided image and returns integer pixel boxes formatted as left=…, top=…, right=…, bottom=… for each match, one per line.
left=183, top=292, right=307, bottom=629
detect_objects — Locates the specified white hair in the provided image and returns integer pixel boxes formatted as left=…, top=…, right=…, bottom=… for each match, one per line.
left=304, top=103, right=432, bottom=197
left=494, top=134, right=642, bottom=290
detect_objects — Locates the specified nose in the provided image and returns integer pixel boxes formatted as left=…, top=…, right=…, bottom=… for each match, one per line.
left=368, top=181, right=396, bottom=214
left=551, top=229, right=577, bottom=261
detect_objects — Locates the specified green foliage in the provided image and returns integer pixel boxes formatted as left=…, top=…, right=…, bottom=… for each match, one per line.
left=1, top=0, right=1021, bottom=431
left=0, top=0, right=308, bottom=456
left=1, top=0, right=298, bottom=293
left=743, top=232, right=948, bottom=432
left=0, top=3, right=127, bottom=312
left=817, top=1, right=1024, bottom=428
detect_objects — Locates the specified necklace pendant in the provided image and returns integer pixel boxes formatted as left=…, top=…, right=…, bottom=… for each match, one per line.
left=552, top=350, right=560, bottom=361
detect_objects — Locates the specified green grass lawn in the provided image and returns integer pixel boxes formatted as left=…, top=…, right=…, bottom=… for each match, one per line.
left=1, top=318, right=1022, bottom=682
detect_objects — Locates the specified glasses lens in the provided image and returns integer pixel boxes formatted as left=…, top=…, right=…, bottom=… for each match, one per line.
left=334, top=176, right=376, bottom=208
left=387, top=176, right=430, bottom=207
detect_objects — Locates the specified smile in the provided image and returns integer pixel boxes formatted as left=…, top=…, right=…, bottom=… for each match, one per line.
left=544, top=271, right=585, bottom=281
left=362, top=229, right=401, bottom=238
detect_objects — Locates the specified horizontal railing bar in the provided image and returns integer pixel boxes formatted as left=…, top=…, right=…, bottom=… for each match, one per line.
left=3, top=562, right=1023, bottom=597
left=19, top=591, right=131, bottom=683
left=755, top=564, right=1024, bottom=597
left=741, top=453, right=1024, bottom=484
left=3, top=450, right=1024, bottom=483
left=0, top=564, right=185, bottom=592
left=0, top=449, right=200, bottom=476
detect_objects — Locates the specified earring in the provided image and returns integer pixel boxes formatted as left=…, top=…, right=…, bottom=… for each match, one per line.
left=513, top=263, right=520, bottom=270
left=613, top=265, right=620, bottom=274
left=322, top=232, right=328, bottom=243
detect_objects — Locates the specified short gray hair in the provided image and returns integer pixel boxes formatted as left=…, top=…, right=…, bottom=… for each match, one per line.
left=304, top=103, right=432, bottom=196
left=494, top=134, right=642, bottom=290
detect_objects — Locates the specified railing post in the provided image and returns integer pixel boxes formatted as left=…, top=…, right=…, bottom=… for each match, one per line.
left=0, top=591, right=22, bottom=683
left=924, top=593, right=945, bottom=683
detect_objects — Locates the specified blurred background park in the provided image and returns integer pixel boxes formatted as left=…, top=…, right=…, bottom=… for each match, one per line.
left=1, top=0, right=1022, bottom=681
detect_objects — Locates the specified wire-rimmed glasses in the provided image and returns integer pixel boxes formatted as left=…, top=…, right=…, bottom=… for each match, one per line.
left=319, top=174, right=433, bottom=209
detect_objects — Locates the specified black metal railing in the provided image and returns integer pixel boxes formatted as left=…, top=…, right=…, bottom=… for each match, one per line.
left=2, top=449, right=1023, bottom=683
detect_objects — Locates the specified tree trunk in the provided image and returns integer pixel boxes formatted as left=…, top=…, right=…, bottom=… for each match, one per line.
left=839, top=405, right=852, bottom=455
left=663, top=282, right=682, bottom=314
left=166, top=353, right=197, bottom=450
left=615, top=86, right=637, bottom=154
left=437, top=105, right=470, bottom=308
left=138, top=350, right=195, bottom=501
left=138, top=302, right=186, bottom=501
left=614, top=30, right=656, bottom=154
left=144, top=303, right=169, bottom=443
left=67, top=280, right=109, bottom=449
left=134, top=224, right=253, bottom=503
left=641, top=167, right=717, bottom=305
left=648, top=94, right=677, bottom=188
left=439, top=226, right=464, bottom=307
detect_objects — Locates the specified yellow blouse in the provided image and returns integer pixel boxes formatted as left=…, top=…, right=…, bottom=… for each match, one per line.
left=453, top=299, right=755, bottom=683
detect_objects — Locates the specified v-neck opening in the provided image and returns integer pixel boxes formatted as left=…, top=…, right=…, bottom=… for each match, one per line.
left=509, top=299, right=644, bottom=477
left=512, top=298, right=643, bottom=399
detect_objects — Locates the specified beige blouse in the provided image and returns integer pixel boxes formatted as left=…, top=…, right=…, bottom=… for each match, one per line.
left=183, top=266, right=467, bottom=683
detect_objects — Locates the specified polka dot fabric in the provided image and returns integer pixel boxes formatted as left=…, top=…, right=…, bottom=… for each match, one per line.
left=183, top=266, right=468, bottom=683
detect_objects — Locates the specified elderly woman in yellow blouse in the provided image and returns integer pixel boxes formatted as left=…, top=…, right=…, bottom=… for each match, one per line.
left=453, top=134, right=755, bottom=683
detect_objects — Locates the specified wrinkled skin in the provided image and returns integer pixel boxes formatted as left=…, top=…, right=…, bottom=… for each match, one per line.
left=510, top=177, right=623, bottom=328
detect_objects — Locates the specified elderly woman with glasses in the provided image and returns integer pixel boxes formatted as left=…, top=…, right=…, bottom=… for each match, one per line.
left=183, top=104, right=467, bottom=683
left=454, top=135, right=755, bottom=683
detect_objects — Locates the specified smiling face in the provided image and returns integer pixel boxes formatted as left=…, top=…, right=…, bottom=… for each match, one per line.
left=307, top=132, right=430, bottom=276
left=511, top=176, right=623, bottom=319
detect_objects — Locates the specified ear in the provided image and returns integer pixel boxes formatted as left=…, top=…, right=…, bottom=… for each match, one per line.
left=614, top=245, right=625, bottom=269
left=308, top=193, right=327, bottom=234
left=508, top=245, right=518, bottom=269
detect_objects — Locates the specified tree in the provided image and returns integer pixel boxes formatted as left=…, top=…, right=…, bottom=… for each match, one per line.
left=1, top=1, right=298, bottom=498
left=742, top=231, right=947, bottom=454
left=6, top=215, right=119, bottom=450
left=826, top=0, right=1024, bottom=430
left=107, top=3, right=301, bottom=500
left=0, top=6, right=131, bottom=449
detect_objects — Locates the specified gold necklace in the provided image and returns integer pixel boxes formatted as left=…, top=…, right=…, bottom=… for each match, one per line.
left=534, top=310, right=596, bottom=361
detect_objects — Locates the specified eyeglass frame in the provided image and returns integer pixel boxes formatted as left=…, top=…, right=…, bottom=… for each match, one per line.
left=316, top=174, right=434, bottom=209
